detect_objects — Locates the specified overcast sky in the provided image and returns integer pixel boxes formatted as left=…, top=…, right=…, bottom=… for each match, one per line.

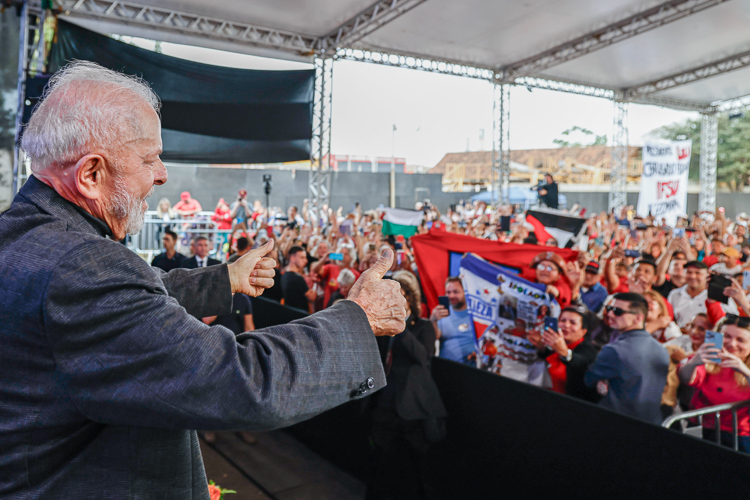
left=128, top=38, right=698, bottom=168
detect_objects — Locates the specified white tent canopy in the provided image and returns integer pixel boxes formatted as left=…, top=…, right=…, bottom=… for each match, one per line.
left=53, top=0, right=750, bottom=110
left=15, top=0, right=750, bottom=211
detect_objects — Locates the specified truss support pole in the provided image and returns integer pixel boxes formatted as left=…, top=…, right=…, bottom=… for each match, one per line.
left=309, top=56, right=334, bottom=222
left=491, top=82, right=510, bottom=206
left=12, top=1, right=32, bottom=196
left=609, top=100, right=629, bottom=212
left=699, top=112, right=718, bottom=212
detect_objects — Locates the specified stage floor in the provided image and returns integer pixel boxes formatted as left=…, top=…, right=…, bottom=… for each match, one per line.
left=200, top=430, right=365, bottom=499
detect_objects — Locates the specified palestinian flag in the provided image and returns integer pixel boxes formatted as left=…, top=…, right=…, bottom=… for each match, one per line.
left=382, top=208, right=423, bottom=238
left=526, top=209, right=586, bottom=248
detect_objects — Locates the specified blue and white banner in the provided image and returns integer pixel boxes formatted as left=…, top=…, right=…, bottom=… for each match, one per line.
left=459, top=254, right=557, bottom=385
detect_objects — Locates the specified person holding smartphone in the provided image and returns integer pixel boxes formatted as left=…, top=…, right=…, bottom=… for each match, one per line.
left=678, top=314, right=750, bottom=452
left=541, top=307, right=599, bottom=402
left=431, top=278, right=475, bottom=365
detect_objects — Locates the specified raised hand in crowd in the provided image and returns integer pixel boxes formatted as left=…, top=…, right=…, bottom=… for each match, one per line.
left=430, top=304, right=450, bottom=323
left=564, top=261, right=585, bottom=292
left=542, top=327, right=567, bottom=357
left=348, top=248, right=407, bottom=336
left=718, top=350, right=750, bottom=381
left=527, top=329, right=544, bottom=350
left=724, top=277, right=750, bottom=315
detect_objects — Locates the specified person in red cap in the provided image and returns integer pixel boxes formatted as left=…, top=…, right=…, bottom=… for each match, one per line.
left=173, top=191, right=202, bottom=218
left=528, top=251, right=573, bottom=309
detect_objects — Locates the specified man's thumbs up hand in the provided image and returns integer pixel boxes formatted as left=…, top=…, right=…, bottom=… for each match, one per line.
left=228, top=238, right=277, bottom=297
left=348, top=248, right=407, bottom=336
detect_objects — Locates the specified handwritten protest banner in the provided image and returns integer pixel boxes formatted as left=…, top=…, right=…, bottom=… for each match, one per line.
left=637, top=140, right=691, bottom=227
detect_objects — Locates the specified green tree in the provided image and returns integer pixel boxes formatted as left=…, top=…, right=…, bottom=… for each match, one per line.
left=553, top=125, right=607, bottom=148
left=648, top=113, right=750, bottom=190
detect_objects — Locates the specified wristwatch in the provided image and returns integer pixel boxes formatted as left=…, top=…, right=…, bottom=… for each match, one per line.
left=563, top=349, right=573, bottom=362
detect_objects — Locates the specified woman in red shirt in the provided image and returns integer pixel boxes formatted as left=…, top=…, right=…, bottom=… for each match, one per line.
left=541, top=306, right=599, bottom=403
left=678, top=314, right=750, bottom=453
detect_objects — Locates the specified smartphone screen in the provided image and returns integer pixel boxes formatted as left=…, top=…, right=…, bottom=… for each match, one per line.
left=438, top=296, right=451, bottom=315
left=544, top=317, right=558, bottom=332
left=328, top=252, right=343, bottom=261
left=499, top=215, right=511, bottom=233
left=744, top=270, right=750, bottom=292
left=704, top=330, right=724, bottom=363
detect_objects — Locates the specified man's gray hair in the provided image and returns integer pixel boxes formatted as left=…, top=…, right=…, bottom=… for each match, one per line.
left=22, top=60, right=161, bottom=172
left=337, top=268, right=356, bottom=288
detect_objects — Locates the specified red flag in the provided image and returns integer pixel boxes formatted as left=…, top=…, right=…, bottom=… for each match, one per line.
left=411, top=228, right=578, bottom=311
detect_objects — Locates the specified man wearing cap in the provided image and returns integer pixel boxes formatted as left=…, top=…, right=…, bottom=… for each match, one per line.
left=667, top=261, right=738, bottom=328
left=173, top=190, right=202, bottom=218
left=578, top=261, right=608, bottom=313
left=709, top=247, right=743, bottom=276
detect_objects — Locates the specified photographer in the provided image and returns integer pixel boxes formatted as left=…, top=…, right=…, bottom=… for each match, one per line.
left=230, top=189, right=251, bottom=229
left=534, top=173, right=559, bottom=209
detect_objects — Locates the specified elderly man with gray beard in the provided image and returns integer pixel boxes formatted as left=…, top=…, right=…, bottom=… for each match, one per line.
left=0, top=62, right=407, bottom=500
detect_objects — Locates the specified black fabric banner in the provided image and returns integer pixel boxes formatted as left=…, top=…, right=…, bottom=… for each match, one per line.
left=30, top=19, right=313, bottom=164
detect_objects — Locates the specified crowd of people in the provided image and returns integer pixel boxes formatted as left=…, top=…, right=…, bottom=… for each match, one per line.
left=149, top=184, right=750, bottom=463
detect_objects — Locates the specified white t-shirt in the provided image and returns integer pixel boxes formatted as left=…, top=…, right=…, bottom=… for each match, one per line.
left=666, top=285, right=738, bottom=328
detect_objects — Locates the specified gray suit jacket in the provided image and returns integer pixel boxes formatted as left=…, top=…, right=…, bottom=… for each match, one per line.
left=0, top=176, right=385, bottom=499
left=584, top=328, right=669, bottom=425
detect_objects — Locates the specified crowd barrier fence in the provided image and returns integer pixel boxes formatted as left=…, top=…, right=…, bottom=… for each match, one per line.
left=129, top=211, right=232, bottom=262
left=663, top=398, right=750, bottom=452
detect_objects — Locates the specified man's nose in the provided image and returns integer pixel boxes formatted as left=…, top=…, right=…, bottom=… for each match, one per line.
left=154, top=161, right=168, bottom=186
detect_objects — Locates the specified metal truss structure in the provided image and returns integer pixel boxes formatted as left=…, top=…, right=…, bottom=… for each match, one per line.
left=497, top=0, right=727, bottom=81
left=699, top=112, right=718, bottom=212
left=12, top=2, right=44, bottom=195
left=609, top=101, right=629, bottom=212
left=56, top=0, right=318, bottom=56
left=491, top=83, right=511, bottom=206
left=308, top=56, right=335, bottom=218
left=337, top=48, right=494, bottom=80
left=624, top=48, right=750, bottom=98
left=11, top=0, right=745, bottom=210
left=513, top=76, right=615, bottom=99
left=318, top=0, right=428, bottom=54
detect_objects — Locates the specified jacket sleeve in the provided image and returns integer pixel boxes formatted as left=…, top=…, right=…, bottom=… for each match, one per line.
left=583, top=345, right=620, bottom=387
left=153, top=264, right=233, bottom=318
left=563, top=341, right=598, bottom=372
left=43, top=240, right=385, bottom=431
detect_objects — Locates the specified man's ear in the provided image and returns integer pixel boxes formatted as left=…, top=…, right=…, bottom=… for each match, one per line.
left=75, top=154, right=107, bottom=201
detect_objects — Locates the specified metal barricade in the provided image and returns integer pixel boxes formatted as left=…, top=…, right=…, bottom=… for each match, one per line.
left=128, top=211, right=232, bottom=262
left=662, top=399, right=750, bottom=452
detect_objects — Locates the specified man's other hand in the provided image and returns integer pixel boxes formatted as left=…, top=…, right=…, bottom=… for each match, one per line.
left=349, top=248, right=407, bottom=336
left=228, top=239, right=277, bottom=297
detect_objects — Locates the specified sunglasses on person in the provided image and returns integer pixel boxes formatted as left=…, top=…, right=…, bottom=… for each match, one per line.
left=536, top=264, right=558, bottom=272
left=605, top=305, right=637, bottom=317
left=723, top=313, right=750, bottom=329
